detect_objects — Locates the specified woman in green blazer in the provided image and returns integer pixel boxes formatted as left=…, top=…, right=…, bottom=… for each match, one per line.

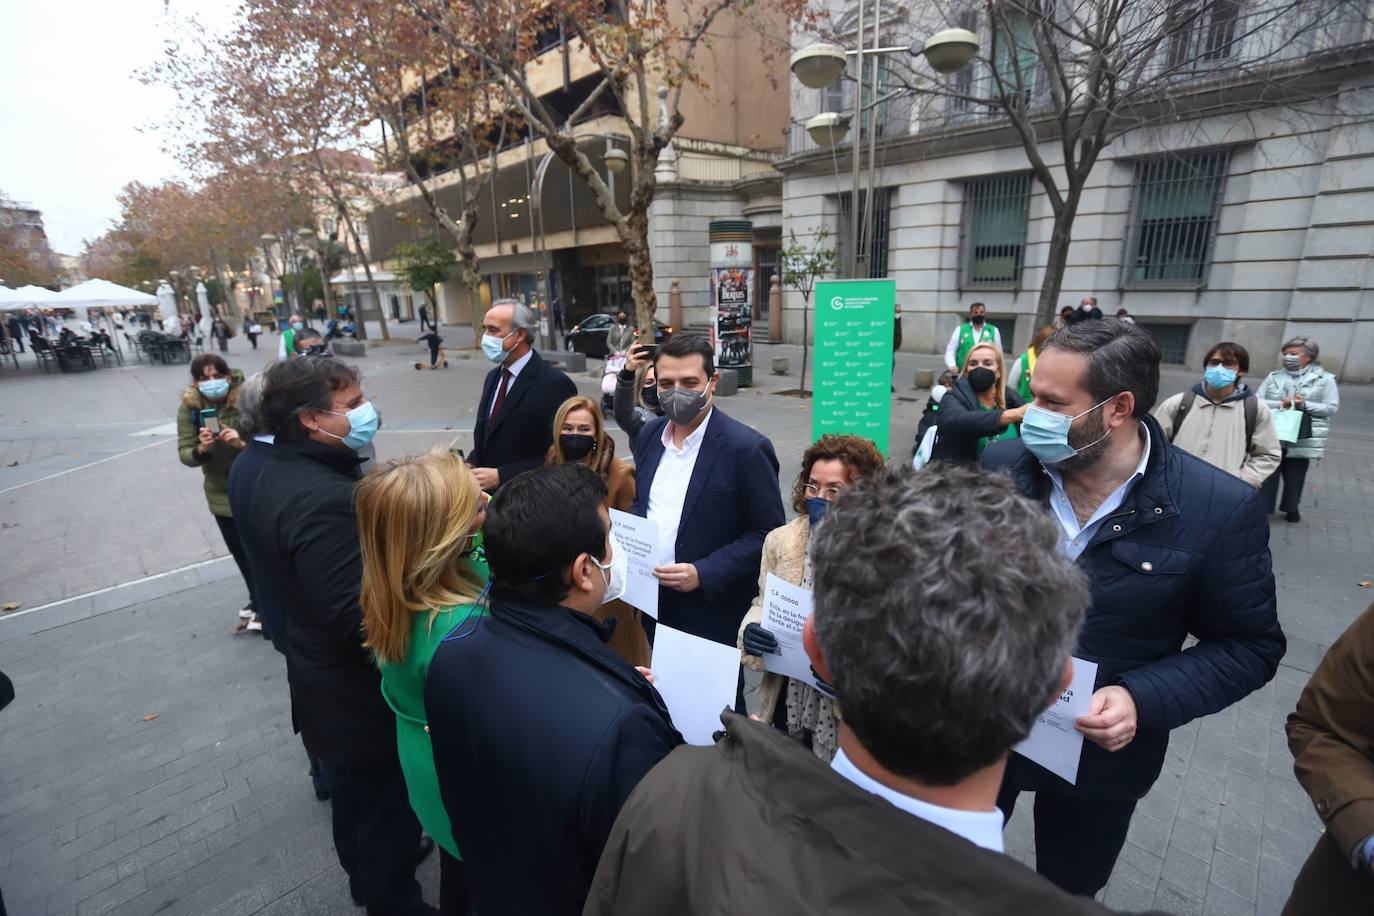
left=357, top=447, right=489, bottom=916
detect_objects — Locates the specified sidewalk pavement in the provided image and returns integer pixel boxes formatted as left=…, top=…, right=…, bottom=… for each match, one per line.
left=1, top=323, right=1372, bottom=914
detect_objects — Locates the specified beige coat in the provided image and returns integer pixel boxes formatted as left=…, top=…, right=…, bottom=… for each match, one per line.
left=738, top=516, right=808, bottom=724
left=1152, top=386, right=1281, bottom=487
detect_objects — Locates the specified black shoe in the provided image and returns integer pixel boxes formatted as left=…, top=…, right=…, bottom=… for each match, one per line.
left=1285, top=511, right=1301, bottom=523
left=311, top=773, right=330, bottom=801
left=415, top=835, right=435, bottom=866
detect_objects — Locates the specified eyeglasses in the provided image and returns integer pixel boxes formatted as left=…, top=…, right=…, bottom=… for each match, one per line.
left=1205, top=359, right=1240, bottom=369
left=804, top=483, right=845, bottom=500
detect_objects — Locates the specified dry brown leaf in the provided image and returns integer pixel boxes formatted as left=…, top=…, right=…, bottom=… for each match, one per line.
left=142, top=714, right=159, bottom=721
left=1360, top=580, right=1371, bottom=589
left=1, top=602, right=18, bottom=611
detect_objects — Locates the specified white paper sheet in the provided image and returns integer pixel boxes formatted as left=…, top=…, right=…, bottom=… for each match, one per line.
left=609, top=509, right=664, bottom=619
left=650, top=624, right=740, bottom=746
left=1013, top=656, right=1099, bottom=785
left=760, top=573, right=820, bottom=690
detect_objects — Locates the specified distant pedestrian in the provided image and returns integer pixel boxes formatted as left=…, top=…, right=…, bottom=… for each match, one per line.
left=243, top=318, right=260, bottom=350
left=1008, top=325, right=1055, bottom=403
left=981, top=319, right=1285, bottom=897
left=1152, top=341, right=1281, bottom=487
left=357, top=448, right=489, bottom=915
left=5, top=315, right=23, bottom=352
left=1115, top=307, right=1135, bottom=325
left=1066, top=296, right=1103, bottom=324
left=279, top=314, right=304, bottom=358
left=739, top=434, right=885, bottom=762
left=1283, top=600, right=1374, bottom=915
left=607, top=311, right=634, bottom=355
left=1055, top=306, right=1074, bottom=329
left=211, top=317, right=231, bottom=352
left=944, top=302, right=1002, bottom=376
left=544, top=395, right=648, bottom=667
left=176, top=354, right=254, bottom=629
left=1257, top=336, right=1339, bottom=523
left=415, top=329, right=446, bottom=370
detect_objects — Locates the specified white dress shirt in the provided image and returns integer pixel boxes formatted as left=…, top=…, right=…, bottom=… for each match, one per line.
left=646, top=409, right=713, bottom=561
left=831, top=749, right=1005, bottom=852
left=488, top=349, right=533, bottom=417
left=1042, top=424, right=1151, bottom=561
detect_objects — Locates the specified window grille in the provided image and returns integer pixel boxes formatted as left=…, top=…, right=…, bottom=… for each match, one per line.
left=1137, top=322, right=1193, bottom=365
left=837, top=189, right=892, bottom=279
left=962, top=174, right=1032, bottom=286
left=1126, top=151, right=1229, bottom=285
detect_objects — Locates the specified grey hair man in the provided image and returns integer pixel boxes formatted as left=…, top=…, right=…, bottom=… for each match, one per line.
left=981, top=319, right=1284, bottom=896
left=469, top=297, right=576, bottom=491
left=584, top=465, right=1147, bottom=916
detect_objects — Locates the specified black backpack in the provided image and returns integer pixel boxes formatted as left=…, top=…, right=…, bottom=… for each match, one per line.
left=1170, top=391, right=1258, bottom=451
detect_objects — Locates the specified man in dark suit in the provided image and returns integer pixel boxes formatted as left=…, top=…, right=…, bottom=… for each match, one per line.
left=470, top=298, right=577, bottom=491
left=630, top=334, right=784, bottom=646
left=240, top=358, right=434, bottom=915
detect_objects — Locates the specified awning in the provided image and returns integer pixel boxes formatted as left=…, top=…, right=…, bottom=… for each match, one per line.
left=329, top=270, right=399, bottom=284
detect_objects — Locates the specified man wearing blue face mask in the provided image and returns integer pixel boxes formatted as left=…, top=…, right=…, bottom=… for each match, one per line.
left=1152, top=341, right=1281, bottom=488
left=979, top=320, right=1285, bottom=899
left=241, top=358, right=437, bottom=915
left=469, top=298, right=577, bottom=492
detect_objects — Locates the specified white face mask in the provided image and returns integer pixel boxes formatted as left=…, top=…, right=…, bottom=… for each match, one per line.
left=592, top=539, right=628, bottom=605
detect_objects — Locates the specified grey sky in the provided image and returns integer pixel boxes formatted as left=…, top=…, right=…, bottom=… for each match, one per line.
left=0, top=0, right=238, bottom=255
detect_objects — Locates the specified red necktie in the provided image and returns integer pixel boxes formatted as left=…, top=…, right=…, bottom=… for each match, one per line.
left=491, top=369, right=513, bottom=419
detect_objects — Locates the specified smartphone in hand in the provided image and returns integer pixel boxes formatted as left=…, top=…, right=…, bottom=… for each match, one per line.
left=201, top=409, right=220, bottom=436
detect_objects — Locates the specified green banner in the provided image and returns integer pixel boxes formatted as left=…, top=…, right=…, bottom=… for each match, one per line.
left=812, top=278, right=896, bottom=456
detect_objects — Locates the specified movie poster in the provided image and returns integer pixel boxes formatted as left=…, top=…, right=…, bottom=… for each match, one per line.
left=711, top=266, right=753, bottom=375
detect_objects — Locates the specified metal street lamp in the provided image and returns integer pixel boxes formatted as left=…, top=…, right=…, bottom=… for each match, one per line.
left=791, top=12, right=979, bottom=277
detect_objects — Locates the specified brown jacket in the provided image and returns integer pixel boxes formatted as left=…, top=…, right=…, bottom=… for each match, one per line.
left=1283, top=601, right=1374, bottom=913
left=595, top=457, right=649, bottom=668
left=585, top=712, right=1159, bottom=916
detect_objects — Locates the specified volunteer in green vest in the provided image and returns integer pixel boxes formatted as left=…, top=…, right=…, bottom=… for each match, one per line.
left=278, top=314, right=304, bottom=359
left=1257, top=335, right=1340, bottom=523
left=1008, top=325, right=1056, bottom=403
left=357, top=447, right=491, bottom=915
left=944, top=302, right=1002, bottom=375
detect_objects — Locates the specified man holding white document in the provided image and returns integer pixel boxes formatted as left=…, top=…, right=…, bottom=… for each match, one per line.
left=587, top=465, right=1151, bottom=915
left=981, top=319, right=1285, bottom=897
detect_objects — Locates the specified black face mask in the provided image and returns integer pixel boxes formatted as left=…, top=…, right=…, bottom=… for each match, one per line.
left=642, top=384, right=661, bottom=413
left=560, top=434, right=597, bottom=460
left=971, top=315, right=984, bottom=326
left=967, top=366, right=997, bottom=393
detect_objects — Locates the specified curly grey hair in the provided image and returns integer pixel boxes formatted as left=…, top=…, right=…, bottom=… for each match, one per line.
left=810, top=463, right=1090, bottom=786
left=236, top=371, right=267, bottom=438
left=1282, top=336, right=1318, bottom=361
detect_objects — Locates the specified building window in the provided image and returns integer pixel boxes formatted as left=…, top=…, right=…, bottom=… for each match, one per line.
left=961, top=174, right=1032, bottom=287
left=1166, top=0, right=1242, bottom=70
left=819, top=78, right=848, bottom=116
left=1125, top=150, right=1229, bottom=285
left=993, top=10, right=1044, bottom=105
left=1136, top=322, right=1192, bottom=365
left=837, top=189, right=892, bottom=279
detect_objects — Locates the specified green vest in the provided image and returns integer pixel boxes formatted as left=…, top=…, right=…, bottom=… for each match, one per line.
left=956, top=322, right=997, bottom=371
left=282, top=327, right=295, bottom=356
left=1017, top=347, right=1037, bottom=402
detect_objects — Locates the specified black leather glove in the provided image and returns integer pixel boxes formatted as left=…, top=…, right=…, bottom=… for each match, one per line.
left=810, top=666, right=836, bottom=699
left=742, top=623, right=779, bottom=657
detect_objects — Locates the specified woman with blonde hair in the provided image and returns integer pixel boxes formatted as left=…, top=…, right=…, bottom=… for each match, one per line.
left=357, top=447, right=489, bottom=915
left=545, top=394, right=648, bottom=665
left=928, top=342, right=1027, bottom=465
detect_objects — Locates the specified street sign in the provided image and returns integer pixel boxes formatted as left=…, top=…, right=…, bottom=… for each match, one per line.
left=811, top=278, right=896, bottom=456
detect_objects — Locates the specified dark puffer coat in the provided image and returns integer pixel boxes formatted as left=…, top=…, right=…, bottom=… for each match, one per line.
left=981, top=414, right=1286, bottom=798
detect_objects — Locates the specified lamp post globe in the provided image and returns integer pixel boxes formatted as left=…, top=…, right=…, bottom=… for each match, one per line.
left=603, top=147, right=629, bottom=174
left=805, top=112, right=851, bottom=148
left=259, top=233, right=279, bottom=244
left=790, top=43, right=848, bottom=89
left=921, top=28, right=980, bottom=73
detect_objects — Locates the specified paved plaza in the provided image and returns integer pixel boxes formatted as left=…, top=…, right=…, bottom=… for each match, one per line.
left=1, top=326, right=1371, bottom=915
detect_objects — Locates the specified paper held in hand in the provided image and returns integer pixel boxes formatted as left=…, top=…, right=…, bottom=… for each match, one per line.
left=609, top=509, right=664, bottom=619
left=760, top=574, right=820, bottom=690
left=650, top=623, right=740, bottom=746
left=1013, top=656, right=1098, bottom=786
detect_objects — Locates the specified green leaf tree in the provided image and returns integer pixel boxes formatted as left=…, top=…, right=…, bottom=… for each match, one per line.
left=780, top=226, right=837, bottom=394
left=395, top=238, right=457, bottom=324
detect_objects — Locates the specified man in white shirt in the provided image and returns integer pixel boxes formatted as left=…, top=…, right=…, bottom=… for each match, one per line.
left=586, top=464, right=1130, bottom=915
left=944, top=302, right=1003, bottom=375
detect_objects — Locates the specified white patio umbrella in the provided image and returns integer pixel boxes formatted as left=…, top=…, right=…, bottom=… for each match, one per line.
left=156, top=283, right=178, bottom=331
left=51, top=279, right=160, bottom=357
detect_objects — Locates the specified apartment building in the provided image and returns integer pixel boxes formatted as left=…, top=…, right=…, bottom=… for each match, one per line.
left=781, top=0, right=1374, bottom=381
left=365, top=5, right=790, bottom=334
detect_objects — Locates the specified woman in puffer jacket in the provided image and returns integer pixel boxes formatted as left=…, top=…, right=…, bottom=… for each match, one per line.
left=1257, top=335, right=1339, bottom=523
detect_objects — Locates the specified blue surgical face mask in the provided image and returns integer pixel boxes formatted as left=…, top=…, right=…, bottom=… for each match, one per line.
left=291, top=321, right=304, bottom=331
left=197, top=378, right=230, bottom=400
left=1020, top=397, right=1115, bottom=465
left=481, top=332, right=512, bottom=363
left=806, top=496, right=829, bottom=528
left=322, top=400, right=379, bottom=451
left=1204, top=365, right=1237, bottom=390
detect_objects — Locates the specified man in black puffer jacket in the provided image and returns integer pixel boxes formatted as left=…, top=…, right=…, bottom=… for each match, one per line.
left=981, top=319, right=1285, bottom=898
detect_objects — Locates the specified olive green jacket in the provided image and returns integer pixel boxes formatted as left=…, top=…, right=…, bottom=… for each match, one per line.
left=176, top=370, right=245, bottom=517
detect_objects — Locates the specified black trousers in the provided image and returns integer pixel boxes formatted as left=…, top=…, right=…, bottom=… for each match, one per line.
left=322, top=750, right=426, bottom=914
left=1261, top=454, right=1309, bottom=514
left=997, top=780, right=1138, bottom=897
left=213, top=515, right=255, bottom=605
left=439, top=849, right=471, bottom=916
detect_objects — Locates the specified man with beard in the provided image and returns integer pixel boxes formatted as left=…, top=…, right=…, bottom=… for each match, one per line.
left=980, top=319, right=1285, bottom=898
left=945, top=302, right=1002, bottom=376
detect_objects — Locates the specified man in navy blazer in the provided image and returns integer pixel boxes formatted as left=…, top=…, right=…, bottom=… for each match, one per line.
left=630, top=335, right=784, bottom=646
left=470, top=299, right=577, bottom=491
